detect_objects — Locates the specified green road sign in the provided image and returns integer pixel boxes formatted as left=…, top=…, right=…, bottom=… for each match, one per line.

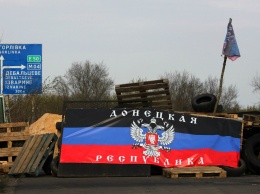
left=27, top=55, right=41, bottom=62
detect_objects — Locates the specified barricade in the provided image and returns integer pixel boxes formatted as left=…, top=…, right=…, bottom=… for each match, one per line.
left=0, top=122, right=30, bottom=172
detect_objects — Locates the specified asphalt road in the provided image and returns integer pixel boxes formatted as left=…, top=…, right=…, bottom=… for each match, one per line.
left=5, top=174, right=260, bottom=194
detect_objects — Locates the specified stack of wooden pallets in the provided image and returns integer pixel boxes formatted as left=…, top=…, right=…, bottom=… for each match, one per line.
left=0, top=122, right=30, bottom=172
left=115, top=79, right=173, bottom=111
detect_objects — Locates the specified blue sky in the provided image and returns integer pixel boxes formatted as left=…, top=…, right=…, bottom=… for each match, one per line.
left=1, top=0, right=260, bottom=107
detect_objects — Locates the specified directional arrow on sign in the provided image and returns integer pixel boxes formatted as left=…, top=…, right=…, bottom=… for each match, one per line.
left=3, top=64, right=26, bottom=70
left=0, top=55, right=4, bottom=66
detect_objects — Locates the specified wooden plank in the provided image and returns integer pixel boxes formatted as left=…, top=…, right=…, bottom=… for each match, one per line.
left=26, top=134, right=51, bottom=174
left=0, top=132, right=30, bottom=142
left=12, top=135, right=40, bottom=174
left=115, top=79, right=169, bottom=88
left=116, top=83, right=169, bottom=93
left=0, top=148, right=22, bottom=156
left=163, top=166, right=226, bottom=178
left=8, top=135, right=33, bottom=174
left=8, top=133, right=57, bottom=176
left=0, top=122, right=29, bottom=128
left=18, top=135, right=44, bottom=174
left=117, top=92, right=171, bottom=101
left=30, top=133, right=57, bottom=174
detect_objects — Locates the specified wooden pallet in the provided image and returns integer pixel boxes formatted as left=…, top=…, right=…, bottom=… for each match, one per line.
left=115, top=79, right=173, bottom=111
left=163, top=166, right=227, bottom=178
left=8, top=133, right=57, bottom=176
left=243, top=114, right=260, bottom=127
left=0, top=122, right=30, bottom=172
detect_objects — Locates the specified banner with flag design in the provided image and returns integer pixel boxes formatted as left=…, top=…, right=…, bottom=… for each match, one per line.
left=60, top=108, right=242, bottom=168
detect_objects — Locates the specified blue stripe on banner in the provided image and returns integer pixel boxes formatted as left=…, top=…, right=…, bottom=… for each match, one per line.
left=62, top=127, right=240, bottom=152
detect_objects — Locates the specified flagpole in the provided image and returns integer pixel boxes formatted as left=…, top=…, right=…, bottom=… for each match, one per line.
left=213, top=55, right=227, bottom=114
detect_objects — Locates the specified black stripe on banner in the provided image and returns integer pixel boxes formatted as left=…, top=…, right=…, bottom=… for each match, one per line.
left=64, top=108, right=242, bottom=138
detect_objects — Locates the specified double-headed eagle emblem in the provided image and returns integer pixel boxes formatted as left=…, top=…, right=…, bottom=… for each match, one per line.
left=130, top=117, right=175, bottom=157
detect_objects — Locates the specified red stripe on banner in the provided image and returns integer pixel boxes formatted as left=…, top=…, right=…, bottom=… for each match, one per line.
left=60, top=145, right=240, bottom=168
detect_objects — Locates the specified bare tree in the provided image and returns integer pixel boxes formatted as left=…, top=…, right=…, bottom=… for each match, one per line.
left=161, top=71, right=203, bottom=111
left=53, top=60, right=114, bottom=100
left=219, top=85, right=239, bottom=112
left=252, top=74, right=260, bottom=93
left=202, top=76, right=239, bottom=112
left=161, top=71, right=239, bottom=112
left=202, top=76, right=219, bottom=94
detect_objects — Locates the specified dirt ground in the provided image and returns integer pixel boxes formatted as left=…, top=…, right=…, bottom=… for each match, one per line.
left=28, top=113, right=62, bottom=135
left=28, top=113, right=62, bottom=157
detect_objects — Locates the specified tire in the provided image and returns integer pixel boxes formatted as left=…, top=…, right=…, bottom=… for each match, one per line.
left=57, top=136, right=62, bottom=150
left=56, top=122, right=63, bottom=132
left=243, top=134, right=260, bottom=174
left=220, top=158, right=246, bottom=177
left=191, top=93, right=217, bottom=113
left=51, top=155, right=60, bottom=176
left=42, top=154, right=53, bottom=175
left=241, top=147, right=258, bottom=174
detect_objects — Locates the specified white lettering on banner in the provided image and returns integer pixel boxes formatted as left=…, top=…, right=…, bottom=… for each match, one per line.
left=198, top=157, right=204, bottom=164
left=168, top=114, right=174, bottom=121
left=96, top=155, right=102, bottom=161
left=95, top=154, right=205, bottom=167
left=107, top=155, right=113, bottom=162
left=175, top=159, right=182, bottom=165
left=119, top=156, right=125, bottom=162
left=187, top=158, right=194, bottom=165
left=154, top=157, right=159, bottom=164
left=190, top=117, right=197, bottom=124
left=121, top=110, right=127, bottom=116
left=164, top=159, right=170, bottom=166
left=144, top=110, right=151, bottom=117
left=109, top=109, right=198, bottom=125
left=142, top=156, right=149, bottom=164
left=130, top=156, right=138, bottom=162
left=156, top=112, right=163, bottom=119
left=110, top=110, right=117, bottom=117
left=132, top=109, right=140, bottom=116
left=179, top=115, right=186, bottom=122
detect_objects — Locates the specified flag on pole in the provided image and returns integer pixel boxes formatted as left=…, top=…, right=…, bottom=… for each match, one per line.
left=222, top=18, right=240, bottom=61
